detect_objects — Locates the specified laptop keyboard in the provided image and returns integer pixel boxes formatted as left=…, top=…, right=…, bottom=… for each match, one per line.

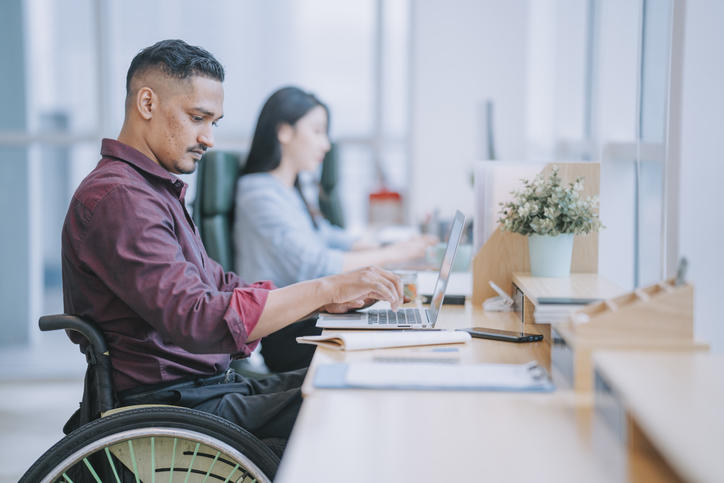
left=367, top=308, right=423, bottom=325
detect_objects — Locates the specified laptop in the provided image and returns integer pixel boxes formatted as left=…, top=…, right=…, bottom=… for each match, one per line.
left=317, top=210, right=465, bottom=329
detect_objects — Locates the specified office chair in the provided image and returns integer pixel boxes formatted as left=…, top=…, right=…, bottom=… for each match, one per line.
left=192, top=151, right=274, bottom=376
left=318, top=143, right=345, bottom=228
left=192, top=149, right=334, bottom=375
left=191, top=150, right=244, bottom=272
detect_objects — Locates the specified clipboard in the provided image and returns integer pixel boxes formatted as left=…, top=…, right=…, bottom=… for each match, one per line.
left=314, top=360, right=555, bottom=392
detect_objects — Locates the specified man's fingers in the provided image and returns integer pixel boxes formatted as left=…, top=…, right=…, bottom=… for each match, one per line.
left=334, top=266, right=404, bottom=311
left=367, top=273, right=401, bottom=308
left=370, top=266, right=403, bottom=299
left=323, top=298, right=366, bottom=314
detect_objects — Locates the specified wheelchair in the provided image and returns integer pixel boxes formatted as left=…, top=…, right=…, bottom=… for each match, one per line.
left=20, top=314, right=280, bottom=483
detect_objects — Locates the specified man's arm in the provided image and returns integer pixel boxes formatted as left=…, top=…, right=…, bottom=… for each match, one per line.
left=81, top=185, right=402, bottom=350
left=248, top=265, right=403, bottom=340
left=79, top=185, right=263, bottom=354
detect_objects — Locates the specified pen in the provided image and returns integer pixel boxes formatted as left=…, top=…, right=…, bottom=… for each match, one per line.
left=675, top=257, right=688, bottom=286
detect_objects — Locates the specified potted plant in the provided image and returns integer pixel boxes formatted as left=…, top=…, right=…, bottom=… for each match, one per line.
left=497, top=167, right=603, bottom=277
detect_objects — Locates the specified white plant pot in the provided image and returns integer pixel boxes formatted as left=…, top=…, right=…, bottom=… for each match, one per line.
left=528, top=233, right=574, bottom=277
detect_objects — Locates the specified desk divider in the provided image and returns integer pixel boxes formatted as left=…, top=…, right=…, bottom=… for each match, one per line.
left=469, top=160, right=706, bottom=393
left=471, top=162, right=601, bottom=306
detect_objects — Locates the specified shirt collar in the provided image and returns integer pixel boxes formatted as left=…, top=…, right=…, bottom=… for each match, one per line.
left=100, top=138, right=187, bottom=198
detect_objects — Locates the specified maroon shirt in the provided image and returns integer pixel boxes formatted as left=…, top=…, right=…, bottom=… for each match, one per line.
left=62, top=139, right=272, bottom=392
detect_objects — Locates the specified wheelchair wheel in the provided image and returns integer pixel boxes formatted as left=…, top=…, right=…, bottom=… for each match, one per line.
left=20, top=406, right=279, bottom=483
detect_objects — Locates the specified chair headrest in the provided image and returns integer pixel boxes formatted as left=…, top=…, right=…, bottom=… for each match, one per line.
left=198, top=151, right=243, bottom=215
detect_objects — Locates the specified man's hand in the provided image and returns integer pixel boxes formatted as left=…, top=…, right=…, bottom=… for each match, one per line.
left=252, top=266, right=403, bottom=340
left=321, top=266, right=403, bottom=311
left=321, top=297, right=377, bottom=314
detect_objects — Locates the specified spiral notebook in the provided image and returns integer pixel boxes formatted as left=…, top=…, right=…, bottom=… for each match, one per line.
left=297, top=330, right=470, bottom=351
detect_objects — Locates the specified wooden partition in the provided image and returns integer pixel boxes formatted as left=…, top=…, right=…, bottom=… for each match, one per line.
left=472, top=162, right=601, bottom=305
left=554, top=278, right=704, bottom=391
left=567, top=278, right=694, bottom=340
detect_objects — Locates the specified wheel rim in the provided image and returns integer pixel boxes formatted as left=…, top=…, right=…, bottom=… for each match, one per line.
left=40, top=427, right=270, bottom=483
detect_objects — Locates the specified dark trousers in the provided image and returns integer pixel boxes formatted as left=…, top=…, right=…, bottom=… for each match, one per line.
left=119, top=368, right=306, bottom=448
left=261, top=316, right=322, bottom=372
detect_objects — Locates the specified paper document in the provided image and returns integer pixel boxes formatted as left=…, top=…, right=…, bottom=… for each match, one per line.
left=297, top=330, right=470, bottom=351
left=533, top=304, right=587, bottom=323
left=314, top=361, right=554, bottom=392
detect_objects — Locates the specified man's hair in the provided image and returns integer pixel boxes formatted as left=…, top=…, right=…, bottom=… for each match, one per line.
left=125, top=39, right=225, bottom=93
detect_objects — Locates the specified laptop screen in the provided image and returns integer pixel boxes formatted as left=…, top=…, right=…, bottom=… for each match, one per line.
left=428, top=210, right=465, bottom=324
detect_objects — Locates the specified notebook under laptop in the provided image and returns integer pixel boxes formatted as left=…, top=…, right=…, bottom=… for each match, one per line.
left=316, top=210, right=465, bottom=329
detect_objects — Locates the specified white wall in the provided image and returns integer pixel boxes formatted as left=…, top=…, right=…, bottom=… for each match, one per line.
left=678, top=0, right=724, bottom=352
left=409, top=0, right=530, bottom=222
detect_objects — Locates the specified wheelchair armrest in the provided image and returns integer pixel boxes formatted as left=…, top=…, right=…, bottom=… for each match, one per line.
left=39, top=314, right=108, bottom=355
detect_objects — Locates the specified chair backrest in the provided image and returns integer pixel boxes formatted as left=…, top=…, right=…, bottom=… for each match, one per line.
left=318, top=143, right=345, bottom=228
left=192, top=151, right=245, bottom=271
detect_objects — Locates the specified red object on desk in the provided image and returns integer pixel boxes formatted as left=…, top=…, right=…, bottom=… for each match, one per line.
left=368, top=188, right=403, bottom=225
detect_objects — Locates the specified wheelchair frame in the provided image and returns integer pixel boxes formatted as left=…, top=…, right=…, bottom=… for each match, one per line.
left=20, top=314, right=280, bottom=483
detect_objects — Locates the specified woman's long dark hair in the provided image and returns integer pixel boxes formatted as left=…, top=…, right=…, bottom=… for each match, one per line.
left=242, top=86, right=329, bottom=175
left=241, top=86, right=330, bottom=229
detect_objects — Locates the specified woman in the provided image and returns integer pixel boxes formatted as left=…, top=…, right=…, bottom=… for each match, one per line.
left=234, top=86, right=435, bottom=289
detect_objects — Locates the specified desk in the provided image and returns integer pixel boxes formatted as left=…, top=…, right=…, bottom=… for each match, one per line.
left=277, top=305, right=611, bottom=482
left=277, top=391, right=610, bottom=482
left=593, top=351, right=724, bottom=483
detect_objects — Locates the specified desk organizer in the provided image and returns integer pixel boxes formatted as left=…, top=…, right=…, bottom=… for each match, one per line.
left=552, top=278, right=707, bottom=392
left=567, top=278, right=693, bottom=339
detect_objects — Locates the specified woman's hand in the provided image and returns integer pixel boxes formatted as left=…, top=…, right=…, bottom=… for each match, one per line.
left=391, top=234, right=439, bottom=260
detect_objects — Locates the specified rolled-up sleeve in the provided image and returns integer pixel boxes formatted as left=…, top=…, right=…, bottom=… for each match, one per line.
left=226, top=280, right=274, bottom=356
left=79, top=185, right=269, bottom=355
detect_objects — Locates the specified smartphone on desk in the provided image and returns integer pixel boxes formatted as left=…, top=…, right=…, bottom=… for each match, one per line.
left=460, top=327, right=543, bottom=343
left=422, top=294, right=466, bottom=305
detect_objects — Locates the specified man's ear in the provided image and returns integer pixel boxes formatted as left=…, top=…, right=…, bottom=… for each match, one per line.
left=277, top=123, right=294, bottom=145
left=136, top=87, right=155, bottom=121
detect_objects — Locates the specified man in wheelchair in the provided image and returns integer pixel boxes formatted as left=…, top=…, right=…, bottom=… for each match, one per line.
left=60, top=39, right=403, bottom=455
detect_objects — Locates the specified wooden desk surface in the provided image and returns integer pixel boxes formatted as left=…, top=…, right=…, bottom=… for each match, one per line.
left=276, top=391, right=609, bottom=483
left=594, top=351, right=724, bottom=483
left=277, top=304, right=611, bottom=482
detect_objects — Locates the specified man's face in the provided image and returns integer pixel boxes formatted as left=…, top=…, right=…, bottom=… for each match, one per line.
left=147, top=75, right=224, bottom=175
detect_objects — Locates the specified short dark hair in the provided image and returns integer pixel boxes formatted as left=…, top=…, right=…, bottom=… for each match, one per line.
left=125, top=39, right=224, bottom=93
left=243, top=86, right=329, bottom=175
